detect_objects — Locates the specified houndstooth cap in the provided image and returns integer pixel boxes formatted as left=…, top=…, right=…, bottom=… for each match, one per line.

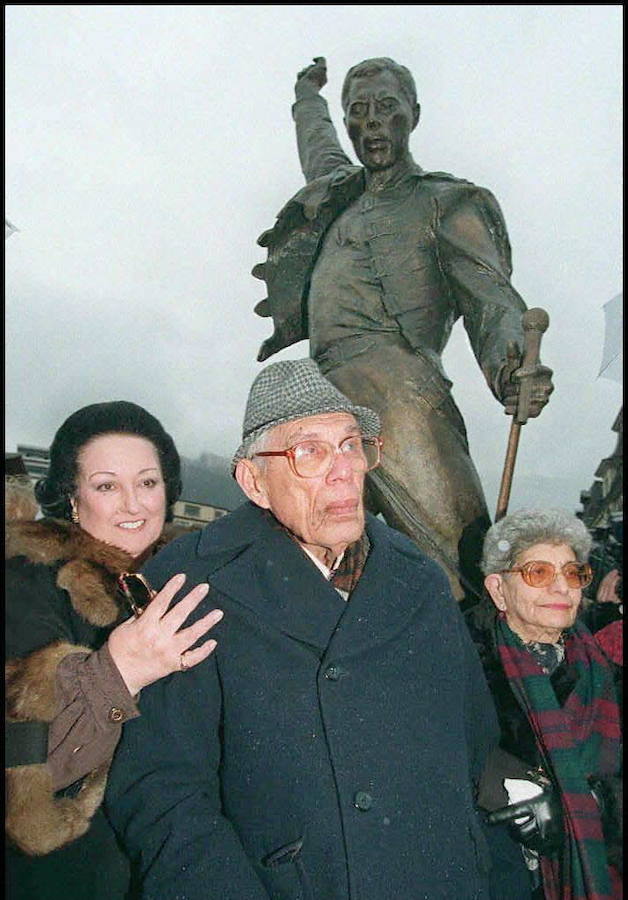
left=232, top=358, right=381, bottom=473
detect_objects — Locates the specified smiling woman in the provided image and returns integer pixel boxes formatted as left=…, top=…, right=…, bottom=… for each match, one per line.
left=5, top=401, right=223, bottom=900
left=73, top=433, right=168, bottom=558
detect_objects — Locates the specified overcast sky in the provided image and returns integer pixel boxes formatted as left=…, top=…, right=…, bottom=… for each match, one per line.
left=5, top=4, right=622, bottom=515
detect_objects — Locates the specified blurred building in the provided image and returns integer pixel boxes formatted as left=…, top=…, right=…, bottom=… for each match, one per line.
left=172, top=453, right=244, bottom=529
left=5, top=452, right=30, bottom=478
left=577, top=407, right=623, bottom=598
left=578, top=407, right=623, bottom=529
left=16, top=444, right=50, bottom=483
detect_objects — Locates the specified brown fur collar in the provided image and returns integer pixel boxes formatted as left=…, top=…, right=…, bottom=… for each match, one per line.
left=6, top=517, right=134, bottom=570
left=6, top=518, right=184, bottom=628
left=5, top=520, right=184, bottom=857
left=7, top=518, right=135, bottom=627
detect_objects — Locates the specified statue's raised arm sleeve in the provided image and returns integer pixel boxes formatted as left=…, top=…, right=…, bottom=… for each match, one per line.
left=292, top=94, right=353, bottom=183
left=436, top=186, right=527, bottom=401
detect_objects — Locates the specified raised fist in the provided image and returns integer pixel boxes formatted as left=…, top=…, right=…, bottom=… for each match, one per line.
left=295, top=57, right=327, bottom=100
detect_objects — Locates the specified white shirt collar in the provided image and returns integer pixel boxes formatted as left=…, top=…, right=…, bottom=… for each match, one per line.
left=299, top=544, right=344, bottom=580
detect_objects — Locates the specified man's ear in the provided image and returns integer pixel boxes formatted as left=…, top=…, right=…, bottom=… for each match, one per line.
left=412, top=102, right=421, bottom=130
left=484, top=573, right=506, bottom=612
left=235, top=459, right=271, bottom=509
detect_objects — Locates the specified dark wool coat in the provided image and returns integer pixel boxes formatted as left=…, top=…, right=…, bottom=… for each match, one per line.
left=106, top=502, right=501, bottom=900
left=5, top=519, right=179, bottom=900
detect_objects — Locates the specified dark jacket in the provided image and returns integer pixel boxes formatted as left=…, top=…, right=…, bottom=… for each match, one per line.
left=5, top=519, right=136, bottom=899
left=5, top=519, right=181, bottom=899
left=107, top=502, right=500, bottom=899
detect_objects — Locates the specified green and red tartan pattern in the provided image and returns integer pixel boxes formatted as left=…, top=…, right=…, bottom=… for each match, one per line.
left=496, top=619, right=621, bottom=899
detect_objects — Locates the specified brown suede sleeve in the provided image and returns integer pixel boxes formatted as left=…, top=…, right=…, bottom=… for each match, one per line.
left=47, top=643, right=140, bottom=791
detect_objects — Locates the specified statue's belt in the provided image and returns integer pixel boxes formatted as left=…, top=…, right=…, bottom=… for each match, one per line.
left=314, top=333, right=450, bottom=389
left=314, top=334, right=383, bottom=373
left=315, top=332, right=442, bottom=372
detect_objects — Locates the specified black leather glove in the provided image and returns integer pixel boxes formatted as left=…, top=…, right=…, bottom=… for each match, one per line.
left=487, top=786, right=563, bottom=856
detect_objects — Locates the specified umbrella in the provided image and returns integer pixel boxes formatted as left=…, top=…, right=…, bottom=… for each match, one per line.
left=5, top=218, right=19, bottom=240
left=598, top=292, right=622, bottom=383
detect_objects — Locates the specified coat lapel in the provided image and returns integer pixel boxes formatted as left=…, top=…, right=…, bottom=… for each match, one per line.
left=198, top=506, right=428, bottom=659
left=325, top=515, right=428, bottom=661
left=199, top=503, right=347, bottom=653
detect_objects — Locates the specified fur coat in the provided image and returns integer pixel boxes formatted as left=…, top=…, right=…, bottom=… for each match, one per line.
left=5, top=518, right=178, bottom=859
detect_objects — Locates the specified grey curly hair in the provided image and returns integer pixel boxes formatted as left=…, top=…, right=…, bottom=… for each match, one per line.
left=481, top=508, right=592, bottom=575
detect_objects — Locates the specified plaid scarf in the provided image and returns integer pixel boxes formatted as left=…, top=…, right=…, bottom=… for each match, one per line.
left=496, top=618, right=621, bottom=899
left=327, top=531, right=370, bottom=594
left=261, top=508, right=370, bottom=595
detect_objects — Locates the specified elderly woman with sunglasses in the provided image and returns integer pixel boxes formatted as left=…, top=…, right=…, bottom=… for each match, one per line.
left=466, top=508, right=622, bottom=900
left=5, top=401, right=223, bottom=900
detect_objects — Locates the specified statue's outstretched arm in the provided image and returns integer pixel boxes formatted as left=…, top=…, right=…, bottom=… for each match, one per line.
left=292, top=57, right=353, bottom=183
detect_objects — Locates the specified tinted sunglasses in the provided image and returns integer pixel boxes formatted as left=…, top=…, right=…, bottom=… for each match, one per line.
left=499, top=560, right=593, bottom=590
left=117, top=572, right=156, bottom=617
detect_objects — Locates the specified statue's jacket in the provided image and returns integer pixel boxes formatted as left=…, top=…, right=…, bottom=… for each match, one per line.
left=254, top=95, right=528, bottom=404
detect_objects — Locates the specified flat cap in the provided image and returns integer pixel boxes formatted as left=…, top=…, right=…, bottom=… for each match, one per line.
left=232, top=358, right=380, bottom=472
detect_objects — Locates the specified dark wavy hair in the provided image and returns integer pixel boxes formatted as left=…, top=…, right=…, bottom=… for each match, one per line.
left=35, top=401, right=182, bottom=522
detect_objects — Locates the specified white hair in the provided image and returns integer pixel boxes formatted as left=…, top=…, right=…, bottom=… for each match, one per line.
left=481, top=508, right=592, bottom=575
left=245, top=427, right=276, bottom=471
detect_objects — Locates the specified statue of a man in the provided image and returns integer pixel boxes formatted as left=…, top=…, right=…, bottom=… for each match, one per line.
left=252, top=56, right=553, bottom=601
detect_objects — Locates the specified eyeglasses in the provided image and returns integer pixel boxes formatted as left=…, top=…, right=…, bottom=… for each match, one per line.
left=499, top=560, right=593, bottom=590
left=253, top=434, right=382, bottom=479
left=117, top=572, right=156, bottom=617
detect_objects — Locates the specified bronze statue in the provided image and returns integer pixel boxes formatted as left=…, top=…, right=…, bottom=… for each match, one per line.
left=252, top=56, right=553, bottom=601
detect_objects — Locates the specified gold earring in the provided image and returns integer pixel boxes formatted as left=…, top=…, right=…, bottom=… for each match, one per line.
left=70, top=498, right=80, bottom=525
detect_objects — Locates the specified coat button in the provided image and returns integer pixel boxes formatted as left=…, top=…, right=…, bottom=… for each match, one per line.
left=353, top=791, right=374, bottom=811
left=108, top=707, right=125, bottom=723
left=324, top=665, right=341, bottom=681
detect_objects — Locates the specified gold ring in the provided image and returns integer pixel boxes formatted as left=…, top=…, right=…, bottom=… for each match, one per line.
left=180, top=652, right=189, bottom=671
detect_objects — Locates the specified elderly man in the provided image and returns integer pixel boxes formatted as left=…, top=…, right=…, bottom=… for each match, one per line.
left=106, top=358, right=516, bottom=899
left=252, top=57, right=553, bottom=602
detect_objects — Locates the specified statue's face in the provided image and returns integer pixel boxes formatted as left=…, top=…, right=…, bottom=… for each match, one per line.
left=344, top=70, right=416, bottom=171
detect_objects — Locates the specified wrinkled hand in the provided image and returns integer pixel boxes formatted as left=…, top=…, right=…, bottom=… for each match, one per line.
left=500, top=340, right=554, bottom=418
left=108, top=573, right=223, bottom=697
left=295, top=56, right=327, bottom=100
left=596, top=568, right=622, bottom=604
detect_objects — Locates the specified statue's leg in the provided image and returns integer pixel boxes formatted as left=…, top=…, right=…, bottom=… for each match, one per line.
left=325, top=344, right=490, bottom=603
